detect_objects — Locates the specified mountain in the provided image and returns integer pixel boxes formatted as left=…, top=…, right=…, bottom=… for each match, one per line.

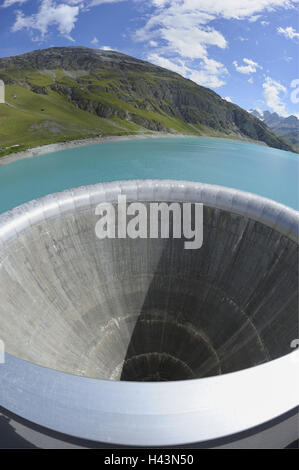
left=0, top=47, right=294, bottom=157
left=250, top=109, right=299, bottom=152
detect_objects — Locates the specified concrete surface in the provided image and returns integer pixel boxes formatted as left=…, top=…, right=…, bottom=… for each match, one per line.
left=0, top=181, right=297, bottom=380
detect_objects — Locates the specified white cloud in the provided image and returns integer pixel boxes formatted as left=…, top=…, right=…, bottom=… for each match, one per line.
left=255, top=108, right=264, bottom=118
left=248, top=15, right=261, bottom=22
left=277, top=26, right=299, bottom=40
left=148, top=53, right=227, bottom=88
left=233, top=58, right=262, bottom=74
left=100, top=45, right=118, bottom=51
left=262, top=76, right=288, bottom=116
left=8, top=0, right=299, bottom=91
left=160, top=27, right=227, bottom=60
left=261, top=20, right=269, bottom=26
left=89, top=0, right=125, bottom=6
left=148, top=54, right=188, bottom=75
left=188, top=60, right=228, bottom=88
left=136, top=0, right=299, bottom=90
left=12, top=0, right=80, bottom=40
left=224, top=96, right=232, bottom=102
left=8, top=0, right=126, bottom=40
left=91, top=36, right=99, bottom=45
left=197, top=57, right=228, bottom=87
left=135, top=8, right=226, bottom=58
left=2, top=0, right=28, bottom=7
left=145, top=1, right=299, bottom=22
left=135, top=7, right=228, bottom=87
left=248, top=77, right=254, bottom=84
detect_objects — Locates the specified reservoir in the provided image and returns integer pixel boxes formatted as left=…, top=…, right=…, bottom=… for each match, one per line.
left=0, top=137, right=298, bottom=213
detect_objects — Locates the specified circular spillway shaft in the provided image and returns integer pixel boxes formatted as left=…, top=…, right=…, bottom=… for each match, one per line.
left=0, top=180, right=298, bottom=447
left=0, top=181, right=297, bottom=383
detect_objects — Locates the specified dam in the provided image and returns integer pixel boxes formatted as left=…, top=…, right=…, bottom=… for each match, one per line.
left=0, top=180, right=298, bottom=447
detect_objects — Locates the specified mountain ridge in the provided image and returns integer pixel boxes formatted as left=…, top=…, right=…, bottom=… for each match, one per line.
left=249, top=109, right=299, bottom=152
left=0, top=47, right=295, bottom=156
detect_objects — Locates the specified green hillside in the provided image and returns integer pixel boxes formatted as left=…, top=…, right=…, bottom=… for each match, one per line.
left=0, top=47, right=294, bottom=157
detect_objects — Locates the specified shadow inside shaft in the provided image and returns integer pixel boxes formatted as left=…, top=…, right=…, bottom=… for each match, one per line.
left=117, top=204, right=293, bottom=382
left=119, top=235, right=221, bottom=382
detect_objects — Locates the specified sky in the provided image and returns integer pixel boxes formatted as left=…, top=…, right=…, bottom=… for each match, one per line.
left=0, top=0, right=298, bottom=117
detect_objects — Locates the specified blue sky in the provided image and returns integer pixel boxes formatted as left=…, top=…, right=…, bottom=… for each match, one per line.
left=0, top=0, right=298, bottom=117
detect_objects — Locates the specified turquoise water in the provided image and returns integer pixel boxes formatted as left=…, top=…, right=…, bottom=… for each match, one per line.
left=0, top=137, right=298, bottom=213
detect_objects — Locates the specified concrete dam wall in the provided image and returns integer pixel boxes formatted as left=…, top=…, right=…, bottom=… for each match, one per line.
left=0, top=180, right=298, bottom=446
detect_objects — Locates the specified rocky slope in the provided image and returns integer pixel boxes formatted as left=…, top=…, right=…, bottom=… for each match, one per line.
left=250, top=109, right=299, bottom=152
left=0, top=47, right=294, bottom=155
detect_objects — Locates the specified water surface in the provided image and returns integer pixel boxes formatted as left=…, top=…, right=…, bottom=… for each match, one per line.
left=0, top=137, right=298, bottom=212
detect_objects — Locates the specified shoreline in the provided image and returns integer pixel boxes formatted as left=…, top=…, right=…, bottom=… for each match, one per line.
left=0, top=132, right=269, bottom=166
left=0, top=133, right=189, bottom=166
